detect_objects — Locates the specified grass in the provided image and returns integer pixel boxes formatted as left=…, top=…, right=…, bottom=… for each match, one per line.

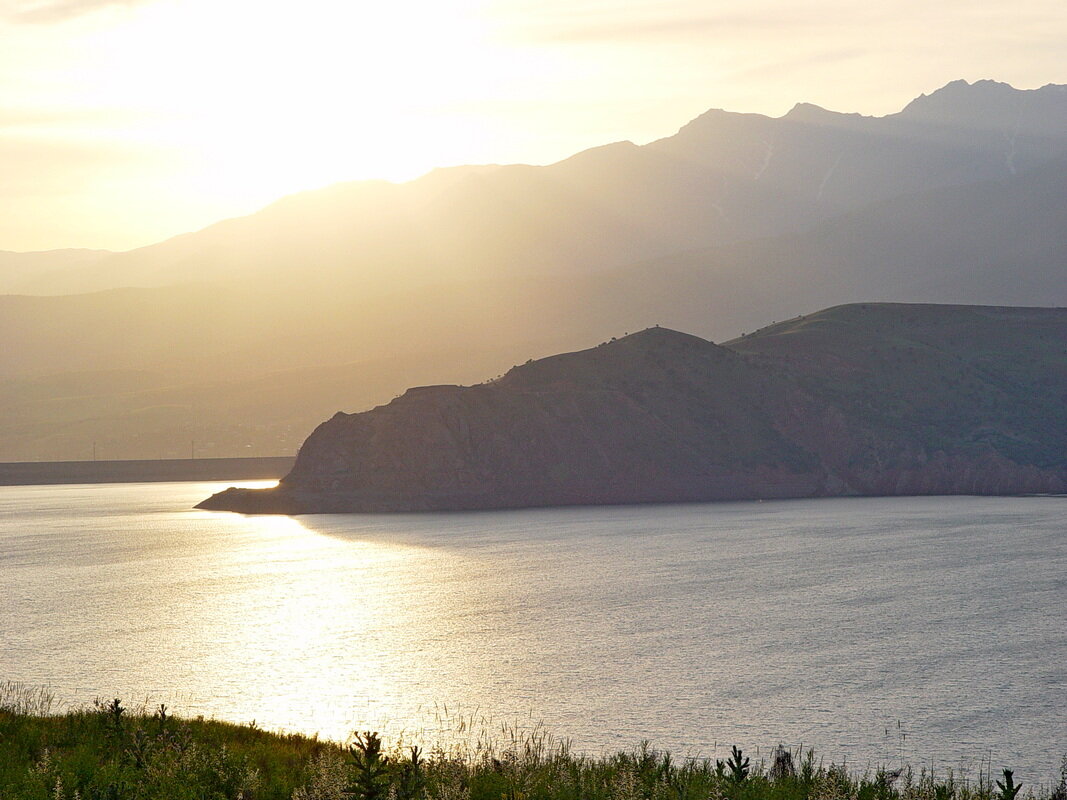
left=1, top=685, right=1065, bottom=800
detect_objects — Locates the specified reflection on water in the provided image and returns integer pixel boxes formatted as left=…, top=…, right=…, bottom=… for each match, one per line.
left=1, top=482, right=1064, bottom=779
left=225, top=479, right=280, bottom=490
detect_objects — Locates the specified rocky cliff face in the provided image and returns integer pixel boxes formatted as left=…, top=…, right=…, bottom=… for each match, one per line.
left=198, top=304, right=1067, bottom=514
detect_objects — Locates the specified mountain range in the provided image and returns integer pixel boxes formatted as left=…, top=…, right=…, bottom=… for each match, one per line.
left=3, top=79, right=1066, bottom=462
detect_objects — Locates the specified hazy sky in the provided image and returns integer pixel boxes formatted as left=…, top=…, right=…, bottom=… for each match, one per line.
left=2, top=0, right=1065, bottom=251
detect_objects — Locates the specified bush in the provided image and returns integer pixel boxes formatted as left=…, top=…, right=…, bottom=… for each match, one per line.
left=0, top=701, right=1062, bottom=800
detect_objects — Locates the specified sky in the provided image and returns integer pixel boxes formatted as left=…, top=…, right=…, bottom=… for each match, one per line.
left=2, top=0, right=1065, bottom=252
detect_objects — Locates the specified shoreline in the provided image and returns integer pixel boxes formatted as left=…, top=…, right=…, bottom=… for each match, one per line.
left=0, top=456, right=295, bottom=487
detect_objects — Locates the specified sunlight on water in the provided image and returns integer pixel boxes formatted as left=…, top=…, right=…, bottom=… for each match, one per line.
left=1, top=482, right=1065, bottom=779
left=226, top=479, right=281, bottom=490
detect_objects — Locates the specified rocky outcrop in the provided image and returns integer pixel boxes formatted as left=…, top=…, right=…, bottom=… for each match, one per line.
left=198, top=304, right=1067, bottom=514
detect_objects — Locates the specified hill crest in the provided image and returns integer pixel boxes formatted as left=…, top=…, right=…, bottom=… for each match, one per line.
left=198, top=303, right=1067, bottom=514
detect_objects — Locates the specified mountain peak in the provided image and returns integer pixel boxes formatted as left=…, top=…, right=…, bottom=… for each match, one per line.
left=616, top=325, right=709, bottom=345
left=783, top=102, right=837, bottom=122
left=779, top=102, right=871, bottom=130
left=493, top=327, right=721, bottom=392
left=898, top=79, right=1067, bottom=132
left=907, top=78, right=1016, bottom=106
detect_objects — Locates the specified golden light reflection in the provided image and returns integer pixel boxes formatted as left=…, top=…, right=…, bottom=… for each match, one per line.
left=229, top=480, right=280, bottom=490
left=185, top=505, right=492, bottom=743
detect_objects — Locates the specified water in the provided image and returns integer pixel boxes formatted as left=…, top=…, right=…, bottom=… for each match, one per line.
left=1, top=482, right=1064, bottom=780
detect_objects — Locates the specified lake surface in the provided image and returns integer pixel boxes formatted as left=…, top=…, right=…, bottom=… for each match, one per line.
left=1, top=482, right=1064, bottom=781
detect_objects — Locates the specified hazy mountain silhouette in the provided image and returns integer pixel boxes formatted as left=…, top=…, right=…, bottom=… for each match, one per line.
left=198, top=303, right=1067, bottom=513
left=614, top=154, right=1067, bottom=329
left=4, top=152, right=1063, bottom=378
left=0, top=248, right=111, bottom=294
left=7, top=78, right=1066, bottom=296
left=3, top=79, right=1066, bottom=461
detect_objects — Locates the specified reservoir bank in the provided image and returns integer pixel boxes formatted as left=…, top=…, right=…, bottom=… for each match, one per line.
left=0, top=456, right=294, bottom=486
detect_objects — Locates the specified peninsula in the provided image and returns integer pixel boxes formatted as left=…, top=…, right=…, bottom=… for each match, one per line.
left=197, top=303, right=1067, bottom=514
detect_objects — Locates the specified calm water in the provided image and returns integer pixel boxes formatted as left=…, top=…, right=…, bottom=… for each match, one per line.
left=1, top=482, right=1064, bottom=779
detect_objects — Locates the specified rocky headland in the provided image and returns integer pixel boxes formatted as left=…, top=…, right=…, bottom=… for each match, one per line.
left=197, top=303, right=1067, bottom=514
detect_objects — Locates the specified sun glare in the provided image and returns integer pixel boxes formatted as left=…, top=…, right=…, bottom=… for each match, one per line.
left=60, top=0, right=552, bottom=209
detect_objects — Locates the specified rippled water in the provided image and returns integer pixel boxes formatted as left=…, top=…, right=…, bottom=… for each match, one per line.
left=1, top=482, right=1064, bottom=780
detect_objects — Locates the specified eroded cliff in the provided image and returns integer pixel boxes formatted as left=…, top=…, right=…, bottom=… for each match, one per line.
left=198, top=304, right=1067, bottom=513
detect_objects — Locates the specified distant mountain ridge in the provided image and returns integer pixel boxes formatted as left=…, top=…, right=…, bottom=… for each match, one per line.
left=4, top=79, right=1066, bottom=296
left=899, top=79, right=1067, bottom=133
left=4, top=79, right=1067, bottom=462
left=198, top=303, right=1067, bottom=514
left=0, top=249, right=111, bottom=295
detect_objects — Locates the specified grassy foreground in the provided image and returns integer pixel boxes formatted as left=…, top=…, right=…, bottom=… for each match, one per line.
left=2, top=686, right=1064, bottom=800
